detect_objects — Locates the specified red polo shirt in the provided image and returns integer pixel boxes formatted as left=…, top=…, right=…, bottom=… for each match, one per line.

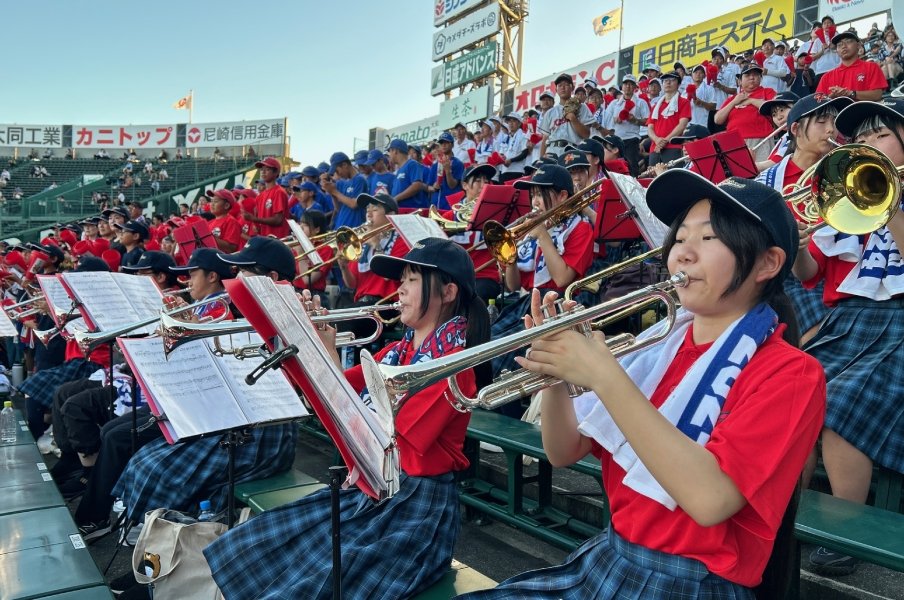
left=254, top=186, right=290, bottom=238
left=816, top=58, right=887, bottom=94
left=720, top=86, right=777, bottom=139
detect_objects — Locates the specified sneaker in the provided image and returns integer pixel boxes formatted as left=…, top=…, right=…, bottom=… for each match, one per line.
left=120, top=521, right=144, bottom=547
left=109, top=570, right=139, bottom=594
left=77, top=518, right=111, bottom=541
left=809, top=546, right=859, bottom=575
left=479, top=441, right=504, bottom=453
left=58, top=473, right=88, bottom=500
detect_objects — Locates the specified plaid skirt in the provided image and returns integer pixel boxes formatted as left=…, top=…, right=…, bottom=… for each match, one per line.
left=17, top=359, right=102, bottom=409
left=804, top=297, right=904, bottom=471
left=457, top=527, right=753, bottom=600
left=112, top=422, right=297, bottom=521
left=784, top=277, right=827, bottom=334
left=205, top=472, right=460, bottom=600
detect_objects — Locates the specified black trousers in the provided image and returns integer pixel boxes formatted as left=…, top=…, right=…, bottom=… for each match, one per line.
left=51, top=379, right=104, bottom=456
left=74, top=407, right=161, bottom=524
left=622, top=137, right=642, bottom=176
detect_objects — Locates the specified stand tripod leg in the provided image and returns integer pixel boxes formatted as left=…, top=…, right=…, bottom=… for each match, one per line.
left=226, top=432, right=236, bottom=529
left=329, top=465, right=347, bottom=600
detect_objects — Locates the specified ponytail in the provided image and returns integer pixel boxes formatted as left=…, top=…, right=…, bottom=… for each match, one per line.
left=754, top=483, right=801, bottom=599
left=464, top=294, right=492, bottom=389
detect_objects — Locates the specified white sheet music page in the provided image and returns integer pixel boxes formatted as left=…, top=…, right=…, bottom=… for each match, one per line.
left=214, top=332, right=309, bottom=424
left=118, top=337, right=248, bottom=442
left=37, top=275, right=76, bottom=325
left=288, top=220, right=323, bottom=265
left=61, top=272, right=143, bottom=332
left=111, top=273, right=163, bottom=335
left=608, top=172, right=670, bottom=248
left=388, top=214, right=448, bottom=248
left=240, top=276, right=393, bottom=495
left=0, top=307, right=15, bottom=337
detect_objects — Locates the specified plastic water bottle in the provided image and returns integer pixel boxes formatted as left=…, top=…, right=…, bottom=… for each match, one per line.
left=1, top=401, right=16, bottom=443
left=197, top=500, right=215, bottom=522
left=486, top=299, right=499, bottom=324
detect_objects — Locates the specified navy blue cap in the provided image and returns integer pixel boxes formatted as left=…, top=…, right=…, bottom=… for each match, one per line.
left=740, top=64, right=764, bottom=76
left=121, top=250, right=176, bottom=273
left=787, top=93, right=853, bottom=127
left=559, top=150, right=590, bottom=170
left=514, top=164, right=575, bottom=196
left=388, top=138, right=408, bottom=153
left=831, top=30, right=860, bottom=45
left=292, top=181, right=319, bottom=193
left=356, top=192, right=399, bottom=213
left=317, top=162, right=330, bottom=174
left=647, top=171, right=798, bottom=279
left=301, top=165, right=320, bottom=178
left=40, top=244, right=65, bottom=262
left=370, top=237, right=476, bottom=301
left=759, top=91, right=801, bottom=117
left=523, top=157, right=558, bottom=175
left=438, top=131, right=455, bottom=144
left=830, top=99, right=904, bottom=137
left=276, top=175, right=291, bottom=187
left=353, top=150, right=369, bottom=166
left=554, top=73, right=573, bottom=86
left=114, top=220, right=150, bottom=240
left=659, top=71, right=682, bottom=81
left=80, top=216, right=103, bottom=225
left=103, top=206, right=130, bottom=220
left=329, top=151, right=351, bottom=175
left=217, top=236, right=296, bottom=281
left=75, top=256, right=110, bottom=272
left=577, top=138, right=605, bottom=160
left=364, top=149, right=385, bottom=166
left=669, top=124, right=711, bottom=143
left=463, top=164, right=496, bottom=182
left=169, top=247, right=234, bottom=280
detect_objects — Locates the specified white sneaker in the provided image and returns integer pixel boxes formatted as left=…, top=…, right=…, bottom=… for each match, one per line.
left=479, top=441, right=504, bottom=453
left=37, top=427, right=54, bottom=455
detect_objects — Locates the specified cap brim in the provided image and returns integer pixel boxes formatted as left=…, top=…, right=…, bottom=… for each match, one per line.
left=216, top=250, right=257, bottom=268
left=168, top=264, right=199, bottom=272
left=513, top=178, right=554, bottom=190
left=369, top=254, right=438, bottom=281
left=834, top=100, right=901, bottom=136
left=646, top=170, right=761, bottom=227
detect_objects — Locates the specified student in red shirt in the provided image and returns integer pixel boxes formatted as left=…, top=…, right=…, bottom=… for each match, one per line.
left=816, top=30, right=886, bottom=101
left=714, top=65, right=778, bottom=162
left=647, top=71, right=692, bottom=167
left=463, top=171, right=825, bottom=599
left=204, top=189, right=243, bottom=253
left=792, top=99, right=904, bottom=575
left=206, top=238, right=491, bottom=599
left=243, top=156, right=290, bottom=238
left=294, top=209, right=334, bottom=307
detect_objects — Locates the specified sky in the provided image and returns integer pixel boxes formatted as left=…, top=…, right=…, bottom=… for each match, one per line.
left=3, top=0, right=768, bottom=165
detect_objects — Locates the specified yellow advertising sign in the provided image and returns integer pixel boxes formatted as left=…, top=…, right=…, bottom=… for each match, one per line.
left=632, top=0, right=795, bottom=74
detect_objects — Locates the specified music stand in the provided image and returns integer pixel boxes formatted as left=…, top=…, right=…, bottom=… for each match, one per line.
left=595, top=179, right=642, bottom=243
left=684, top=130, right=757, bottom=183
left=469, top=184, right=531, bottom=230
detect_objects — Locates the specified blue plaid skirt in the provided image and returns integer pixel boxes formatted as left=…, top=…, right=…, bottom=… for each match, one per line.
left=804, top=297, right=904, bottom=471
left=784, top=277, right=827, bottom=334
left=205, top=472, right=459, bottom=600
left=17, top=359, right=101, bottom=409
left=456, top=527, right=753, bottom=600
left=112, top=422, right=297, bottom=521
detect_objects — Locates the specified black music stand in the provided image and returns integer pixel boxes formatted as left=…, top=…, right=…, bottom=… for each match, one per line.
left=685, top=130, right=757, bottom=184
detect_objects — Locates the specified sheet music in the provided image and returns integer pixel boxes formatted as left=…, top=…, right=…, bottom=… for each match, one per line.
left=119, top=337, right=249, bottom=441
left=111, top=274, right=163, bottom=335
left=388, top=214, right=448, bottom=247
left=36, top=275, right=76, bottom=324
left=60, top=272, right=162, bottom=336
left=0, top=308, right=15, bottom=337
left=240, top=276, right=393, bottom=495
left=288, top=220, right=323, bottom=265
left=608, top=172, right=671, bottom=248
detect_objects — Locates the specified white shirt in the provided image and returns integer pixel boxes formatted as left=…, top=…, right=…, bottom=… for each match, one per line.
left=684, top=82, right=716, bottom=127
left=602, top=95, right=651, bottom=140
left=502, top=129, right=529, bottom=173
left=452, top=138, right=476, bottom=163
left=762, top=54, right=790, bottom=92
left=540, top=102, right=596, bottom=155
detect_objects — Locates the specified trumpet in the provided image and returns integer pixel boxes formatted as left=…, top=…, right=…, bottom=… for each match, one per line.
left=72, top=294, right=233, bottom=353
left=4, top=295, right=45, bottom=319
left=296, top=222, right=395, bottom=277
left=483, top=179, right=601, bottom=264
left=427, top=206, right=469, bottom=233
left=161, top=302, right=403, bottom=358
left=361, top=273, right=688, bottom=413
left=565, top=248, right=662, bottom=301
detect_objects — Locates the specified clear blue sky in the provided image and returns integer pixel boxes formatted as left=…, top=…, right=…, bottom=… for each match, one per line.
left=2, top=0, right=759, bottom=165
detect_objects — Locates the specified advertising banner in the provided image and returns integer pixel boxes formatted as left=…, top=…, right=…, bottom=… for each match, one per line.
left=434, top=0, right=487, bottom=26
left=184, top=119, right=286, bottom=148
left=512, top=52, right=619, bottom=112
left=432, top=2, right=500, bottom=61
left=439, top=85, right=492, bottom=129
left=384, top=115, right=442, bottom=146
left=431, top=42, right=498, bottom=95
left=0, top=124, right=64, bottom=148
left=632, top=0, right=794, bottom=73
left=818, top=0, right=890, bottom=24
left=72, top=124, right=177, bottom=149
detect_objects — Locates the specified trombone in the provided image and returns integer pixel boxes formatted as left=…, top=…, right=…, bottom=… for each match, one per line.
left=362, top=273, right=689, bottom=413
left=296, top=222, right=395, bottom=277
left=5, top=295, right=45, bottom=320
left=160, top=302, right=403, bottom=358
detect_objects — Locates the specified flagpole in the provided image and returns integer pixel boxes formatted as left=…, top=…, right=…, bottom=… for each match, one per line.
left=618, top=0, right=625, bottom=53
left=189, top=89, right=194, bottom=124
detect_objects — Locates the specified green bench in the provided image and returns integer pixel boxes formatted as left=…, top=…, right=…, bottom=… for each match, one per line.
left=462, top=409, right=607, bottom=551
left=796, top=489, right=904, bottom=573
left=411, top=559, right=496, bottom=599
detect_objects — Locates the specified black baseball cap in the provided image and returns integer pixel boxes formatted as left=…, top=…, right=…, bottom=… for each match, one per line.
left=370, top=237, right=476, bottom=301
left=114, top=220, right=150, bottom=240
left=75, top=256, right=110, bottom=272
left=170, top=248, right=235, bottom=280
left=601, top=135, right=627, bottom=157
left=831, top=31, right=860, bottom=45
left=669, top=124, right=710, bottom=143
left=356, top=193, right=399, bottom=213
left=646, top=170, right=798, bottom=279
left=80, top=216, right=103, bottom=226
left=121, top=250, right=176, bottom=273
left=103, top=206, right=130, bottom=220
left=514, top=164, right=575, bottom=196
left=740, top=64, right=764, bottom=76
left=834, top=98, right=904, bottom=137
left=787, top=93, right=853, bottom=127
left=463, top=164, right=497, bottom=182
left=523, top=157, right=558, bottom=175
left=577, top=138, right=605, bottom=160
left=759, top=91, right=801, bottom=117
left=659, top=71, right=682, bottom=81
left=558, top=150, right=591, bottom=170
left=554, top=73, right=573, bottom=86
left=217, top=236, right=296, bottom=281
